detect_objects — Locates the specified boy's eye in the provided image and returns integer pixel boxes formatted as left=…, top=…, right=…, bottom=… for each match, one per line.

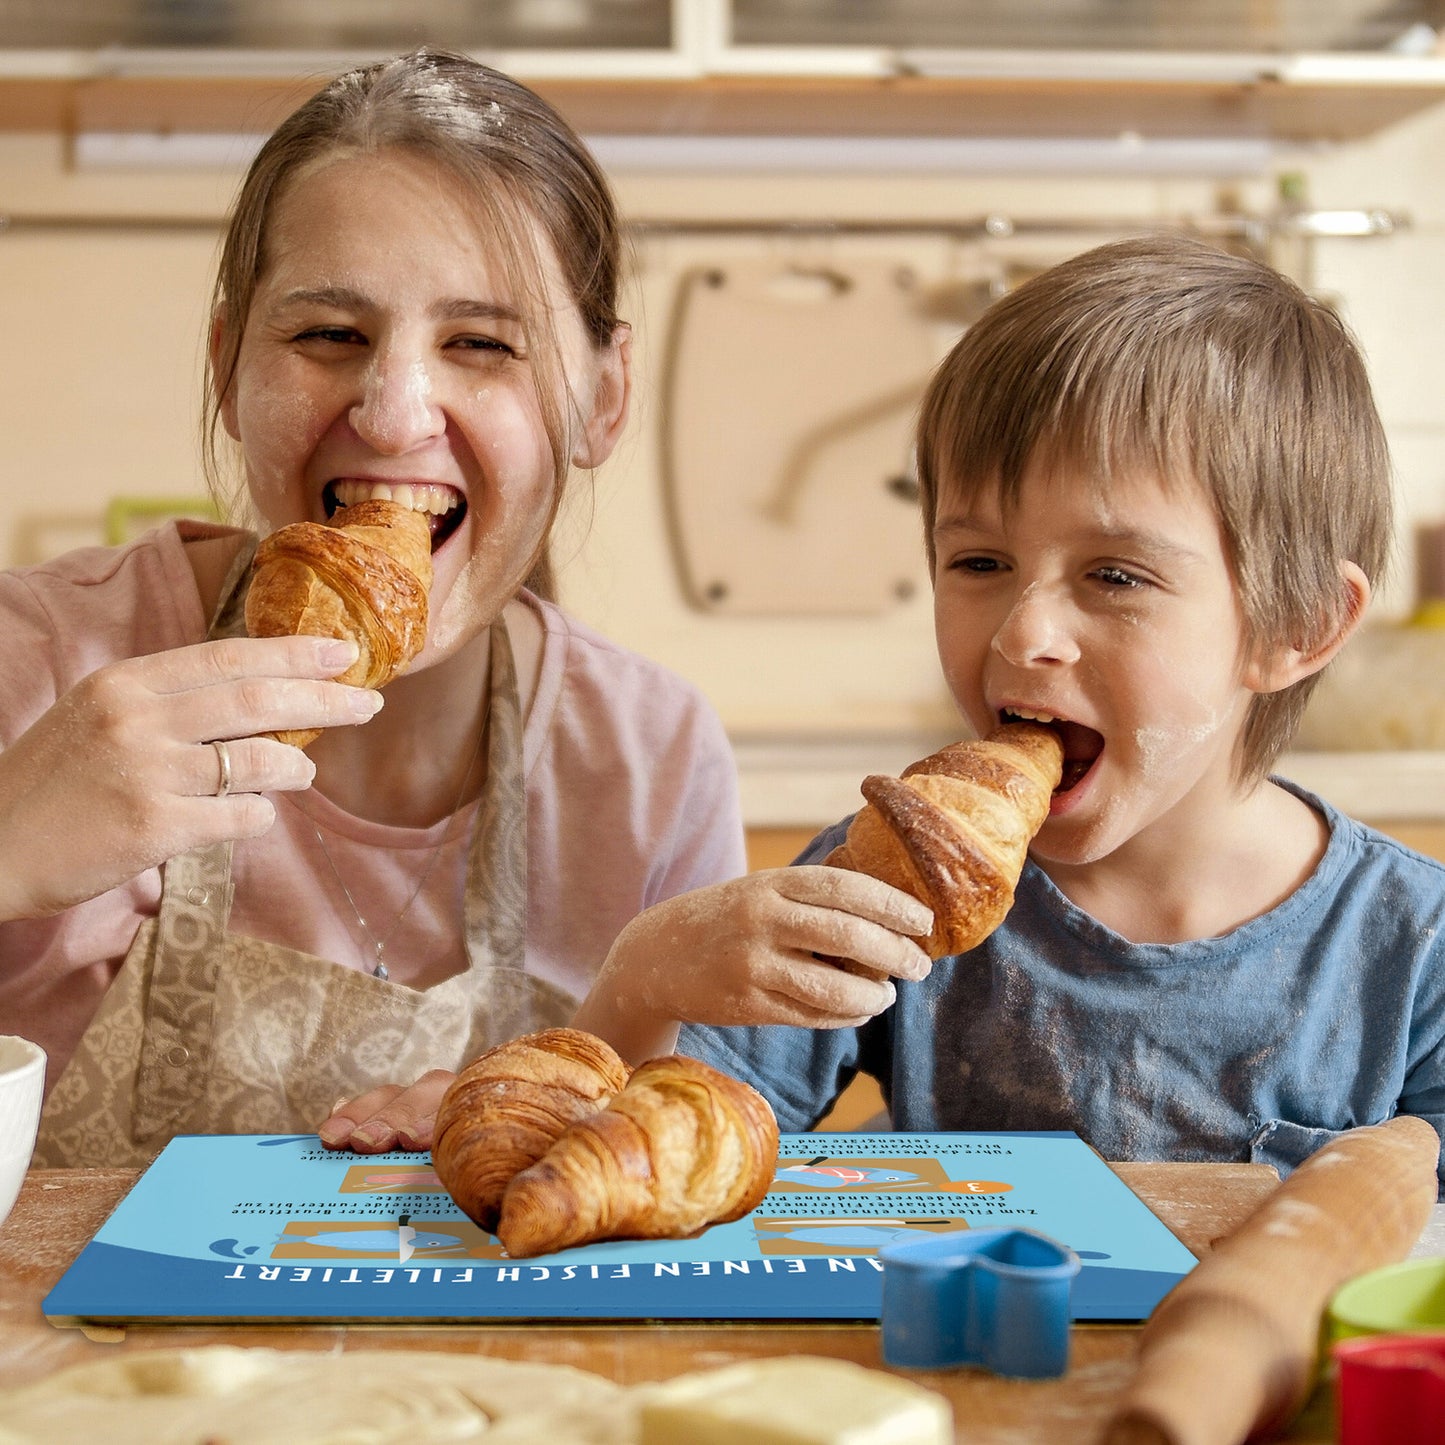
left=1092, top=565, right=1146, bottom=588
left=949, top=555, right=1003, bottom=575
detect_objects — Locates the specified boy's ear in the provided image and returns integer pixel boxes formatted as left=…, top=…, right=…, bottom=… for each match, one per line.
left=209, top=310, right=241, bottom=442
left=1244, top=560, right=1371, bottom=694
left=571, top=324, right=632, bottom=469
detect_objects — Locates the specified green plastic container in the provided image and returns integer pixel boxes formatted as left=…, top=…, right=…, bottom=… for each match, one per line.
left=1327, top=1258, right=1445, bottom=1344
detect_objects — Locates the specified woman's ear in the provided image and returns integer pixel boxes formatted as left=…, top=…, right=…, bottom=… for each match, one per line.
left=571, top=323, right=632, bottom=469
left=1244, top=560, right=1372, bottom=694
left=209, top=310, right=241, bottom=442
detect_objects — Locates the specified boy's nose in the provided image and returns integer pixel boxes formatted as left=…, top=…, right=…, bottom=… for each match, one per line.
left=991, top=584, right=1081, bottom=668
left=348, top=349, right=445, bottom=453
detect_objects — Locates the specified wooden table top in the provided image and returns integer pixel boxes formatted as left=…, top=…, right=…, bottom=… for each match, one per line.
left=0, top=1160, right=1344, bottom=1443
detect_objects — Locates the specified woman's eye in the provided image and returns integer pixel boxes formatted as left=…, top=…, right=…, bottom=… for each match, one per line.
left=452, top=335, right=519, bottom=358
left=294, top=326, right=364, bottom=346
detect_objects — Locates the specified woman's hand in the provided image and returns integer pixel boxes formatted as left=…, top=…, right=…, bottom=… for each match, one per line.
left=318, top=1070, right=456, bottom=1153
left=0, top=634, right=382, bottom=922
left=573, top=866, right=935, bottom=1064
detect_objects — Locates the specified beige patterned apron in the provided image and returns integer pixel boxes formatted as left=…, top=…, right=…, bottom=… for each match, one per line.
left=36, top=545, right=568, bottom=1168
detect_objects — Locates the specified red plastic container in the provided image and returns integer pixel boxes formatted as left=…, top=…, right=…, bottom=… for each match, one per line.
left=1332, top=1334, right=1445, bottom=1444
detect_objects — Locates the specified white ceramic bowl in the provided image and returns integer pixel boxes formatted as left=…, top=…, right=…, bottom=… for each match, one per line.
left=0, top=1036, right=46, bottom=1231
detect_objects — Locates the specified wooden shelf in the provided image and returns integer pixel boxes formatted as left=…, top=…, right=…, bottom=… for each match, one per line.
left=2, top=69, right=1444, bottom=143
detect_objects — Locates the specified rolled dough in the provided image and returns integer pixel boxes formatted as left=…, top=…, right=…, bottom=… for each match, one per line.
left=0, top=1346, right=953, bottom=1445
left=0, top=1347, right=631, bottom=1443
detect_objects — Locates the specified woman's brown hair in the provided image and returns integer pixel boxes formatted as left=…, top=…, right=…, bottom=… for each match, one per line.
left=203, top=48, right=626, bottom=599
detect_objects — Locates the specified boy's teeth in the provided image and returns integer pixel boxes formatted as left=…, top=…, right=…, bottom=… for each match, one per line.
left=1007, top=708, right=1059, bottom=724
left=333, top=480, right=458, bottom=515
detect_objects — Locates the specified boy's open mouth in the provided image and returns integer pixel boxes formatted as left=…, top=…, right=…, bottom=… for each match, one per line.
left=1000, top=708, right=1104, bottom=793
left=325, top=479, right=467, bottom=552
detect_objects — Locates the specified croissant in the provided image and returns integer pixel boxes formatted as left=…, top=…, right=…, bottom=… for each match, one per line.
left=244, top=498, right=433, bottom=747
left=496, top=1052, right=780, bottom=1259
left=826, top=721, right=1062, bottom=958
left=432, top=1028, right=631, bottom=1234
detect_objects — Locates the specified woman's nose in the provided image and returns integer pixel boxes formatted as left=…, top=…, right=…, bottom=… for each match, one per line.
left=348, top=349, right=445, bottom=453
left=991, top=583, right=1081, bottom=668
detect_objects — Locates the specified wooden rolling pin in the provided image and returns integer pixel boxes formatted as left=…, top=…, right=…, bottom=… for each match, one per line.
left=1101, top=1115, right=1441, bottom=1445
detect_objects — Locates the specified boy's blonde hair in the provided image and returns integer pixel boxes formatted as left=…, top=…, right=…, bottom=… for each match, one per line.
left=916, top=232, right=1392, bottom=784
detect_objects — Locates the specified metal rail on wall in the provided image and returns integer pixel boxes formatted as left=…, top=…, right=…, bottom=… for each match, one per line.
left=0, top=207, right=1408, bottom=247
left=627, top=208, right=1405, bottom=246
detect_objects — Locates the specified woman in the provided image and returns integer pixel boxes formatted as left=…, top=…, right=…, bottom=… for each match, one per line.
left=5, top=49, right=744, bottom=1166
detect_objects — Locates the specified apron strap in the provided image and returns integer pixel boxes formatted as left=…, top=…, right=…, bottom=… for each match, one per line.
left=208, top=534, right=259, bottom=638
left=130, top=842, right=234, bottom=1139
left=130, top=536, right=256, bottom=1139
left=463, top=615, right=527, bottom=969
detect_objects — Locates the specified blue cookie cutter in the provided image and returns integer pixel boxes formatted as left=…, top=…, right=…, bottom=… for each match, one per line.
left=878, top=1226, right=1081, bottom=1378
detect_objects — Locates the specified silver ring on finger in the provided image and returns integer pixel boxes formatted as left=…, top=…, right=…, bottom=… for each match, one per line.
left=211, top=739, right=233, bottom=798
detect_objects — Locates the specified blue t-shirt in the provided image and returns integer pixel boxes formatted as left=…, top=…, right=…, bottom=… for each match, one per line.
left=683, top=781, right=1445, bottom=1191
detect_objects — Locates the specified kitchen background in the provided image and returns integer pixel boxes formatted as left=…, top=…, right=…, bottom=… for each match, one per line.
left=4, top=0, right=1445, bottom=866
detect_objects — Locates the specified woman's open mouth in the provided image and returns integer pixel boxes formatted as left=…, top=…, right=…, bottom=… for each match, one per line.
left=325, top=479, right=467, bottom=552
left=1000, top=708, right=1104, bottom=793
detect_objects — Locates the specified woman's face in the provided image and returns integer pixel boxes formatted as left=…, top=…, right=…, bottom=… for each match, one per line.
left=219, top=147, right=626, bottom=663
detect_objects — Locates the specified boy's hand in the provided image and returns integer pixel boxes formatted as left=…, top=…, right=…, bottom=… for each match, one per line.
left=575, top=867, right=934, bottom=1062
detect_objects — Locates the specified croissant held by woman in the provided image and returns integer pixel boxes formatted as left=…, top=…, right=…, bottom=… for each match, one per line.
left=431, top=1027, right=780, bottom=1257
left=827, top=721, right=1063, bottom=958
left=245, top=498, right=434, bottom=748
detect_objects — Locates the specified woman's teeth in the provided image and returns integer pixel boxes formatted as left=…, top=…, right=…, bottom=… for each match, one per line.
left=331, top=479, right=459, bottom=517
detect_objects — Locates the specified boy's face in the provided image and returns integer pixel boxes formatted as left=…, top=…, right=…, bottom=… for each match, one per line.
left=932, top=459, right=1266, bottom=867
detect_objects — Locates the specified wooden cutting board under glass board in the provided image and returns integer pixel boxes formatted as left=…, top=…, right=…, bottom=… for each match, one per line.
left=661, top=258, right=942, bottom=616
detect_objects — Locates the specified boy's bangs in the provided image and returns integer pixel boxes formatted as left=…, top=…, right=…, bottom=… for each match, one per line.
left=931, top=349, right=1200, bottom=516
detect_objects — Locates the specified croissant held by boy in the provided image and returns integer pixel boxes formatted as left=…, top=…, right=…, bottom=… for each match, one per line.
left=825, top=721, right=1063, bottom=957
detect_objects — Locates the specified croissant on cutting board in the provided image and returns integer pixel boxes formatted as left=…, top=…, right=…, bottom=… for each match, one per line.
left=244, top=498, right=433, bottom=748
left=431, top=1028, right=780, bottom=1257
left=826, top=721, right=1062, bottom=958
left=432, top=1028, right=631, bottom=1234
left=497, top=1051, right=781, bottom=1258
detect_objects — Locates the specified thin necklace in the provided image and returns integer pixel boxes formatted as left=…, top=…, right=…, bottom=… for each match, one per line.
left=302, top=716, right=488, bottom=981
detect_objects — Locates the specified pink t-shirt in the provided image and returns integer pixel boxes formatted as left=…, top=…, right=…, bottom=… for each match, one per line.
left=0, top=523, right=746, bottom=1090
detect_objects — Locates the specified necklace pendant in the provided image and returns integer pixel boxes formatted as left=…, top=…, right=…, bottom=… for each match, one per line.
left=299, top=715, right=485, bottom=983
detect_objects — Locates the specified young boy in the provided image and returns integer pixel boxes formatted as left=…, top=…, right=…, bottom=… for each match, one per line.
left=576, top=233, right=1445, bottom=1188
